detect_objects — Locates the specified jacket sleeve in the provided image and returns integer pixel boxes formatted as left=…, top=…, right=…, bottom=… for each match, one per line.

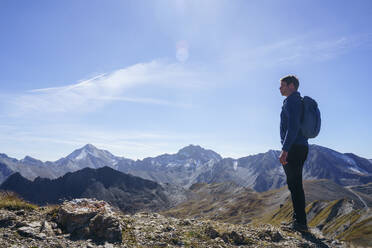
left=282, top=98, right=302, bottom=152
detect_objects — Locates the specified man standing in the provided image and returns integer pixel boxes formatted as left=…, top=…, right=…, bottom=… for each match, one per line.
left=279, top=75, right=309, bottom=232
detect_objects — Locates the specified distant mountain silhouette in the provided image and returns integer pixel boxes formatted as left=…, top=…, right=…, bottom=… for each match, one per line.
left=0, top=166, right=188, bottom=213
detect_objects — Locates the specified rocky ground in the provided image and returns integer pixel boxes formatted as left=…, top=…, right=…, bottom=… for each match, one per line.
left=0, top=198, right=349, bottom=248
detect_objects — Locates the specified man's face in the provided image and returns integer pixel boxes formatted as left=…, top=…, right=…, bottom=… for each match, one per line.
left=279, top=81, right=294, bottom=97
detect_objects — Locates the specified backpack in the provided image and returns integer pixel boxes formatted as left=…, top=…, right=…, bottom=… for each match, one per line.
left=301, top=96, right=321, bottom=138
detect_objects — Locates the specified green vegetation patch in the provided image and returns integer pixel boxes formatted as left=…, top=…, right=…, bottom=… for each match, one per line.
left=0, top=191, right=37, bottom=211
left=322, top=211, right=360, bottom=236
left=308, top=199, right=342, bottom=227
left=264, top=200, right=293, bottom=225
left=341, top=216, right=372, bottom=247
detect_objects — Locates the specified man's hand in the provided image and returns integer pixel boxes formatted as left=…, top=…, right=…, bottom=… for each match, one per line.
left=279, top=150, right=288, bottom=165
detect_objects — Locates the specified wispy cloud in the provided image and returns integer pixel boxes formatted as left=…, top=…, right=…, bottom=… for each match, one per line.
left=5, top=60, right=202, bottom=115
left=0, top=123, right=201, bottom=161
left=222, top=33, right=372, bottom=69
left=92, top=96, right=192, bottom=108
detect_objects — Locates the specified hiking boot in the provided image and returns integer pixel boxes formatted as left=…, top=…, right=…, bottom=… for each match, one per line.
left=282, top=221, right=308, bottom=232
left=292, top=222, right=308, bottom=232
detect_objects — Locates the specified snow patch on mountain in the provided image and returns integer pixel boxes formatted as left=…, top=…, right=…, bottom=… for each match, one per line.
left=206, top=159, right=216, bottom=168
left=348, top=166, right=364, bottom=174
left=233, top=161, right=238, bottom=171
left=183, top=162, right=191, bottom=168
left=75, top=150, right=87, bottom=160
left=329, top=150, right=368, bottom=174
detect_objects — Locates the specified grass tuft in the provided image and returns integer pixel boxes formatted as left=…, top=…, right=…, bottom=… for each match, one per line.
left=0, top=191, right=37, bottom=211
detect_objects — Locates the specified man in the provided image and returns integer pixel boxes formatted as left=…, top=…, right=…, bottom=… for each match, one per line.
left=279, top=75, right=309, bottom=232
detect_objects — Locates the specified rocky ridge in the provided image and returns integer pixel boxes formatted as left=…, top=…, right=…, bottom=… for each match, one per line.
left=0, top=198, right=347, bottom=248
left=0, top=166, right=190, bottom=213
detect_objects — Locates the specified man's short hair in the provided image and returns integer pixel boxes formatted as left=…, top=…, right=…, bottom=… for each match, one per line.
left=280, top=75, right=299, bottom=90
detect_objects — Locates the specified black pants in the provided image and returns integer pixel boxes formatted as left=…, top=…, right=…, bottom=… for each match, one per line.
left=282, top=144, right=309, bottom=225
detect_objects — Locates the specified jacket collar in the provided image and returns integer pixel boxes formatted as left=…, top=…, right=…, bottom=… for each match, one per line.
left=283, top=91, right=301, bottom=103
left=286, top=91, right=300, bottom=99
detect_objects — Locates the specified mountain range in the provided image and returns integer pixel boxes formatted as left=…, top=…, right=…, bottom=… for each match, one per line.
left=1, top=144, right=371, bottom=247
left=2, top=166, right=371, bottom=246
left=0, top=166, right=190, bottom=213
left=1, top=144, right=371, bottom=192
left=2, top=165, right=370, bottom=225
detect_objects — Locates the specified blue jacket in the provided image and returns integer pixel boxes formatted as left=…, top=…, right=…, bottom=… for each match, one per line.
left=280, top=91, right=308, bottom=151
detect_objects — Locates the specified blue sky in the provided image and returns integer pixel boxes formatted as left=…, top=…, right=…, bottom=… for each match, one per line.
left=1, top=0, right=371, bottom=161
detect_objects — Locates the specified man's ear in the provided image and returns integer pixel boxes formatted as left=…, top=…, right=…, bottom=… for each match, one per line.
left=288, top=83, right=295, bottom=90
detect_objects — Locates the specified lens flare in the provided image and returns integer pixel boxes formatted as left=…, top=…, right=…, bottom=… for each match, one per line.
left=176, top=40, right=189, bottom=62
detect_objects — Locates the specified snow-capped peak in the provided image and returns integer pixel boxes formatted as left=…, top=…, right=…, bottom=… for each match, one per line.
left=66, top=144, right=116, bottom=161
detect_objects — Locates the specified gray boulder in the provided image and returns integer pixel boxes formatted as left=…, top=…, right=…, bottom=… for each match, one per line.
left=56, top=198, right=123, bottom=243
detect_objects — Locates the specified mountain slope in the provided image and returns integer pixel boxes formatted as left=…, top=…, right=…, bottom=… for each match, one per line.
left=304, top=145, right=372, bottom=186
left=348, top=182, right=372, bottom=208
left=162, top=180, right=372, bottom=247
left=162, top=179, right=369, bottom=225
left=193, top=150, right=286, bottom=192
left=0, top=154, right=59, bottom=183
left=116, top=144, right=222, bottom=188
left=162, top=182, right=266, bottom=224
left=257, top=198, right=372, bottom=247
left=0, top=166, right=189, bottom=213
left=188, top=145, right=372, bottom=192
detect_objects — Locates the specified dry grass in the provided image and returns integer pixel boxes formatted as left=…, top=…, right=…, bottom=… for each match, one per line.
left=0, top=191, right=37, bottom=211
left=341, top=216, right=372, bottom=247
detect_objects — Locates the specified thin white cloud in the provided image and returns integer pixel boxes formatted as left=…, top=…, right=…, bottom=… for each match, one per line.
left=0, top=124, right=201, bottom=161
left=93, top=96, right=192, bottom=108
left=7, top=60, right=202, bottom=115
left=222, top=33, right=372, bottom=69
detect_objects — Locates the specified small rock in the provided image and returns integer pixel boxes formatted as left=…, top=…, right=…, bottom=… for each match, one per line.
left=28, top=221, right=42, bottom=229
left=86, top=243, right=95, bottom=248
left=0, top=215, right=16, bottom=228
left=17, top=226, right=41, bottom=239
left=104, top=242, right=114, bottom=248
left=271, top=231, right=283, bottom=242
left=258, top=230, right=283, bottom=242
left=221, top=231, right=250, bottom=245
left=41, top=220, right=55, bottom=236
left=205, top=226, right=220, bottom=239
left=162, top=226, right=174, bottom=232
left=179, top=220, right=191, bottom=226
left=154, top=242, right=167, bottom=247
left=50, top=222, right=58, bottom=229
left=36, top=232, right=47, bottom=240
left=0, top=210, right=19, bottom=225
left=214, top=237, right=224, bottom=243
left=15, top=210, right=25, bottom=216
